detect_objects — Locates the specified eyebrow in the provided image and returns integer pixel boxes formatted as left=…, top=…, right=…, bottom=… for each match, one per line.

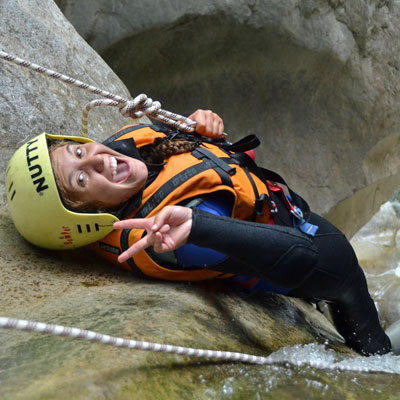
left=66, top=145, right=74, bottom=188
left=66, top=144, right=73, bottom=156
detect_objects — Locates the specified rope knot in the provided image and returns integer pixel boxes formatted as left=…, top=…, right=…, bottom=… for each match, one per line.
left=119, top=94, right=161, bottom=119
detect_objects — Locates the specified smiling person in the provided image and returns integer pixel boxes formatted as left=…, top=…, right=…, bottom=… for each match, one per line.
left=50, top=139, right=148, bottom=211
left=6, top=109, right=399, bottom=356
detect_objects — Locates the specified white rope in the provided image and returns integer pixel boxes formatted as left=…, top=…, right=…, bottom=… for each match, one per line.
left=0, top=316, right=268, bottom=365
left=0, top=316, right=398, bottom=374
left=0, top=50, right=198, bottom=137
left=81, top=96, right=196, bottom=137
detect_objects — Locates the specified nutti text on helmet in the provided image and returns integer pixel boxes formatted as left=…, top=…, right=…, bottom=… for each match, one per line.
left=26, top=138, right=49, bottom=193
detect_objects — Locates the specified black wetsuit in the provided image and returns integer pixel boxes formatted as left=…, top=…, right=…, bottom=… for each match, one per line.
left=187, top=206, right=392, bottom=356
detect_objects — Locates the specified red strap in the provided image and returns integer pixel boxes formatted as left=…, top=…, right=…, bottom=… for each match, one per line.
left=244, top=149, right=255, bottom=161
left=266, top=181, right=296, bottom=214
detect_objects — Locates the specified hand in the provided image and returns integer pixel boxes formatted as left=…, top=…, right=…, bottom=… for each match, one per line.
left=188, top=109, right=225, bottom=139
left=113, top=206, right=193, bottom=263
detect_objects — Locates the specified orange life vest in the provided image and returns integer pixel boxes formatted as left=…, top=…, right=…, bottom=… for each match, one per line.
left=91, top=124, right=273, bottom=281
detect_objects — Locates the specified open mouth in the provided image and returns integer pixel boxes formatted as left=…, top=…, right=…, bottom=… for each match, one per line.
left=110, top=156, right=131, bottom=183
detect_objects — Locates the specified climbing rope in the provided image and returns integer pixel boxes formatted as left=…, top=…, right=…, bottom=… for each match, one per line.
left=1, top=316, right=398, bottom=374
left=0, top=50, right=202, bottom=137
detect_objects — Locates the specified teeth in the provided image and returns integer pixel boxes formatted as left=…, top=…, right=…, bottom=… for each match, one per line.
left=110, top=156, right=117, bottom=180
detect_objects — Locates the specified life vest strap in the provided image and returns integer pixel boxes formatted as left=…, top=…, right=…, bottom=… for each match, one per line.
left=119, top=229, right=149, bottom=278
left=192, top=148, right=237, bottom=175
left=221, top=134, right=261, bottom=153
left=134, top=159, right=232, bottom=219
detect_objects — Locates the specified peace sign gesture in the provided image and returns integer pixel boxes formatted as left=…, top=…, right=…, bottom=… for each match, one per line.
left=113, top=206, right=193, bottom=263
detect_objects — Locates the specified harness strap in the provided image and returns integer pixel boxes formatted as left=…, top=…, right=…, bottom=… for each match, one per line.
left=241, top=167, right=268, bottom=221
left=221, top=134, right=261, bottom=153
left=230, top=152, right=277, bottom=214
left=232, top=152, right=308, bottom=212
left=192, top=148, right=237, bottom=175
left=260, top=167, right=311, bottom=216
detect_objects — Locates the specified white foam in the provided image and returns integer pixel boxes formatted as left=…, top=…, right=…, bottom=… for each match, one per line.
left=267, top=343, right=400, bottom=374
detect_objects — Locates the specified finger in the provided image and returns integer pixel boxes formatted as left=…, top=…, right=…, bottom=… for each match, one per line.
left=204, top=111, right=224, bottom=138
left=152, top=206, right=173, bottom=230
left=218, top=119, right=224, bottom=136
left=196, top=120, right=206, bottom=134
left=114, top=218, right=152, bottom=231
left=211, top=118, right=218, bottom=136
left=152, top=232, right=164, bottom=253
left=205, top=112, right=214, bottom=135
left=153, top=232, right=174, bottom=253
left=192, top=110, right=206, bottom=134
left=158, top=224, right=170, bottom=233
left=117, top=234, right=153, bottom=263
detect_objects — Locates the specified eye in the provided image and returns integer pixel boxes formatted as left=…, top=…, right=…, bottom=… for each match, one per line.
left=77, top=172, right=85, bottom=187
left=75, top=147, right=83, bottom=158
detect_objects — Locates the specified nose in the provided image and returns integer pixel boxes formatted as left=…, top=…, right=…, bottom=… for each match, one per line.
left=82, top=153, right=104, bottom=173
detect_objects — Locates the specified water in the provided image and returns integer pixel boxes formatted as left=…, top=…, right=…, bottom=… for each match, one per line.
left=351, top=201, right=400, bottom=328
left=265, top=343, right=400, bottom=374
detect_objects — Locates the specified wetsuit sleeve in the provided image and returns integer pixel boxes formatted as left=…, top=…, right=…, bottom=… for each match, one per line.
left=187, top=208, right=319, bottom=289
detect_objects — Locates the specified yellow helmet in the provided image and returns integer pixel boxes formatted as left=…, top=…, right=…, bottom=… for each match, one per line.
left=5, top=132, right=119, bottom=250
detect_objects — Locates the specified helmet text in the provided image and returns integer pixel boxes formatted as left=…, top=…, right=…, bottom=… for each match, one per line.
left=26, top=139, right=49, bottom=193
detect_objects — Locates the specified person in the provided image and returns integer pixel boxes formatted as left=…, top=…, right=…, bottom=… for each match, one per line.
left=6, top=109, right=398, bottom=356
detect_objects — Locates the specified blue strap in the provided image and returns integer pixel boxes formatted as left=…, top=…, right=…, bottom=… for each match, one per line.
left=286, top=196, right=319, bottom=237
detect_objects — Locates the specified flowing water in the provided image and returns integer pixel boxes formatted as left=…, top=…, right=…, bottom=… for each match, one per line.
left=351, top=200, right=400, bottom=330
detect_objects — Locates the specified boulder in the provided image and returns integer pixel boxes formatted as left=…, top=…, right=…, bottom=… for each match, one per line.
left=56, top=0, right=400, bottom=237
left=0, top=1, right=353, bottom=398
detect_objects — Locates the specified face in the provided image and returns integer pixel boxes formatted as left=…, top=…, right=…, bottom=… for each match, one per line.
left=51, top=142, right=148, bottom=209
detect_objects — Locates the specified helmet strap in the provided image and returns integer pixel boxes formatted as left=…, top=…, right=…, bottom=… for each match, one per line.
left=105, top=138, right=143, bottom=161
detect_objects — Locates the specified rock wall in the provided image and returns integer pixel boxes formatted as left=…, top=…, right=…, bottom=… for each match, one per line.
left=56, top=0, right=400, bottom=237
left=0, top=1, right=350, bottom=398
